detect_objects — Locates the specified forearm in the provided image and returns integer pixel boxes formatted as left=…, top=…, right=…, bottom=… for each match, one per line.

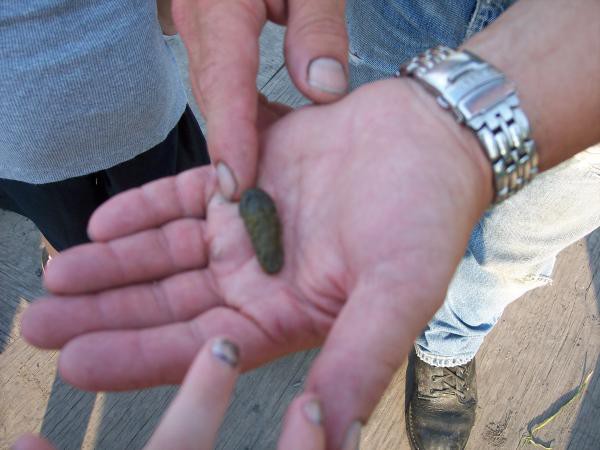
left=463, top=0, right=600, bottom=171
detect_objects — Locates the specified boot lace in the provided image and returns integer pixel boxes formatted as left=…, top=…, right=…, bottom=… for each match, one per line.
left=430, top=365, right=468, bottom=400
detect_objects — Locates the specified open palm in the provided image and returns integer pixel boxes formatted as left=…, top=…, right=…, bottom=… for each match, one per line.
left=22, top=79, right=491, bottom=447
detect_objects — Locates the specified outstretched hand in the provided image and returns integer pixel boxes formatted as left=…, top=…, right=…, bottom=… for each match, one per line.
left=22, top=79, right=492, bottom=448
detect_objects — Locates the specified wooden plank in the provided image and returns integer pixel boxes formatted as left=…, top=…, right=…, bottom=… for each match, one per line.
left=261, top=67, right=309, bottom=108
left=472, top=234, right=600, bottom=450
left=0, top=209, right=44, bottom=351
left=256, top=23, right=286, bottom=90
left=216, top=350, right=318, bottom=450
left=360, top=230, right=600, bottom=450
left=568, top=237, right=600, bottom=450
left=0, top=339, right=60, bottom=448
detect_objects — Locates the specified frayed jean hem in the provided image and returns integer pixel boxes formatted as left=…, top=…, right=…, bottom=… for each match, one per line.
left=415, top=344, right=475, bottom=367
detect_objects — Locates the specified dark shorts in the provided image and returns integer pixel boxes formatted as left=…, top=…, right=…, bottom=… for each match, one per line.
left=0, top=106, right=209, bottom=251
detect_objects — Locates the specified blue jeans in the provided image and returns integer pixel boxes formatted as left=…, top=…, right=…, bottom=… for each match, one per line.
left=346, top=0, right=600, bottom=366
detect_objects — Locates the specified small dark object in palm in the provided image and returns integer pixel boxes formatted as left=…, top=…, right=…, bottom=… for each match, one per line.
left=239, top=188, right=284, bottom=274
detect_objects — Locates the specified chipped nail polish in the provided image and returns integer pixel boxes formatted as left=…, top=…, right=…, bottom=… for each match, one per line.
left=211, top=338, right=240, bottom=368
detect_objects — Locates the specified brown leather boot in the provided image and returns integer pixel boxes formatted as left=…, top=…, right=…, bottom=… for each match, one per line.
left=407, top=357, right=477, bottom=450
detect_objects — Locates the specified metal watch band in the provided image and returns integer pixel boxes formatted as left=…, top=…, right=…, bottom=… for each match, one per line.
left=398, top=46, right=538, bottom=203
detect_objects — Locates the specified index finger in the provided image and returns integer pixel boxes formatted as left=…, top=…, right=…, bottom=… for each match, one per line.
left=173, top=0, right=267, bottom=199
left=145, top=337, right=241, bottom=450
left=87, top=165, right=216, bottom=242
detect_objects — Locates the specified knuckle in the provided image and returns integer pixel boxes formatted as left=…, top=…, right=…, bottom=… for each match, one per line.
left=202, top=0, right=265, bottom=29
left=291, top=13, right=347, bottom=44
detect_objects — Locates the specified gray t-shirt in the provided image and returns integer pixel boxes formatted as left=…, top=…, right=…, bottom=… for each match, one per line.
left=0, top=0, right=187, bottom=183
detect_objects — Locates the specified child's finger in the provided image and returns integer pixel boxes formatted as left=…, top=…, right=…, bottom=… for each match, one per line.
left=145, top=337, right=240, bottom=450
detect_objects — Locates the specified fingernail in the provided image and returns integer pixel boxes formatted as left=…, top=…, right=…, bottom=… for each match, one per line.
left=307, top=57, right=348, bottom=95
left=303, top=398, right=323, bottom=425
left=208, top=191, right=227, bottom=209
left=342, top=421, right=362, bottom=450
left=211, top=338, right=240, bottom=368
left=216, top=162, right=237, bottom=200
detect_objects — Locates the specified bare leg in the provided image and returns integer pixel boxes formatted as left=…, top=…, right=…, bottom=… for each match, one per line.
left=40, top=234, right=59, bottom=272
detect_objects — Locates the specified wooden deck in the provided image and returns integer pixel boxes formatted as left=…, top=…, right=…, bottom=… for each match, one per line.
left=1, top=24, right=599, bottom=450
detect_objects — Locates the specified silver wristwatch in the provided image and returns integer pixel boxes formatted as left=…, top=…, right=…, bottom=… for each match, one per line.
left=398, top=46, right=538, bottom=203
